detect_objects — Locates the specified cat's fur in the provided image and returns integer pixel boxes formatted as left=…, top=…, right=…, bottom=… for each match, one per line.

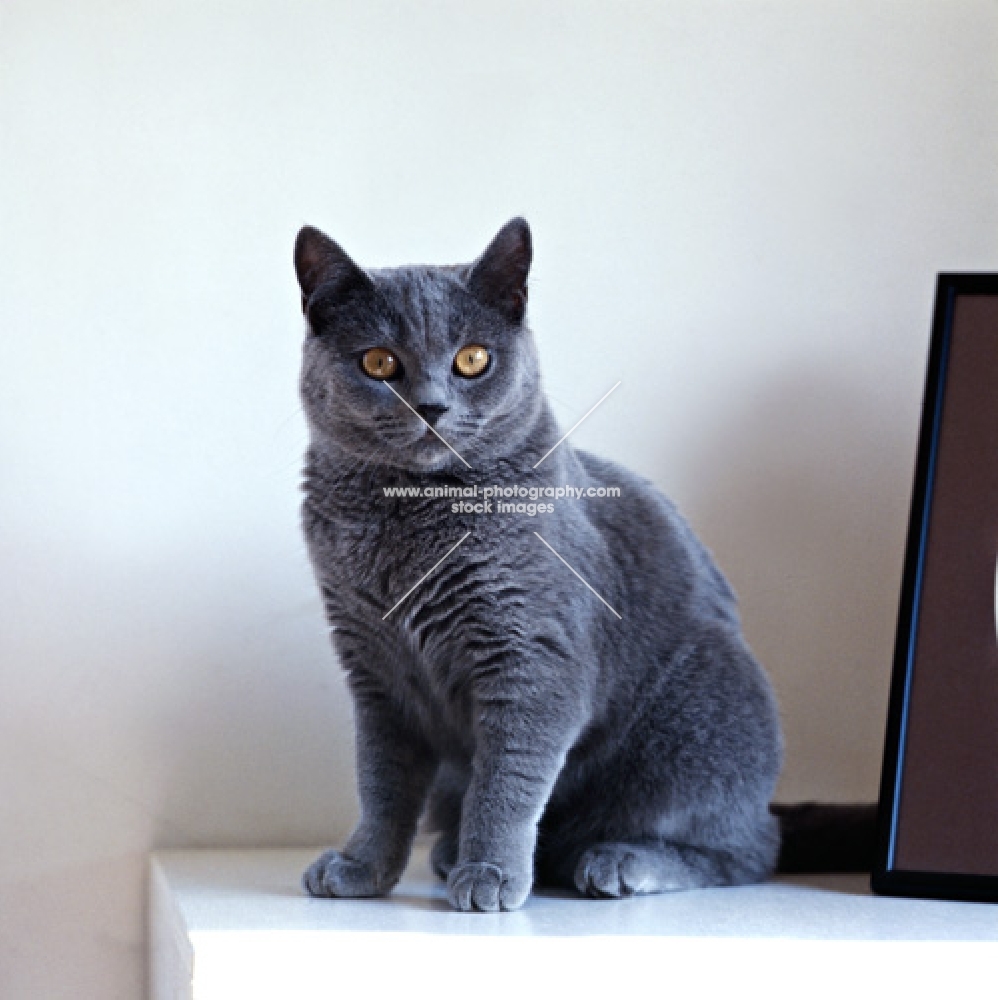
left=294, top=218, right=785, bottom=911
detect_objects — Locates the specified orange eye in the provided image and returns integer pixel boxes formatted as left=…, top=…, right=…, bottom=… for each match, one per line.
left=454, top=345, right=490, bottom=378
left=361, top=347, right=399, bottom=380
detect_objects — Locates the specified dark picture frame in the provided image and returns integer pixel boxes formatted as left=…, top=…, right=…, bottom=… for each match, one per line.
left=873, top=274, right=998, bottom=902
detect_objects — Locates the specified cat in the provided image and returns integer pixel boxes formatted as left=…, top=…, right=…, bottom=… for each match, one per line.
left=293, top=218, right=873, bottom=912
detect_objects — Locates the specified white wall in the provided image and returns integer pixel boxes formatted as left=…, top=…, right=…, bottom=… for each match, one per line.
left=1, top=0, right=996, bottom=995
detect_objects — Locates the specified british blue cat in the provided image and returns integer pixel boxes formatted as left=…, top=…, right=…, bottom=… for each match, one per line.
left=293, top=219, right=870, bottom=911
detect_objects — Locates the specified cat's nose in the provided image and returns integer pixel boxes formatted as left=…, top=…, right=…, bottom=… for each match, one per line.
left=415, top=404, right=449, bottom=427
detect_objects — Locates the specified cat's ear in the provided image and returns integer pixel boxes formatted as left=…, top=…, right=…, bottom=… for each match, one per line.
left=294, top=225, right=372, bottom=313
left=467, top=217, right=532, bottom=324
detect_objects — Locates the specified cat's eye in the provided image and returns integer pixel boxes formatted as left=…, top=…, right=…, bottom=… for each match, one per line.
left=361, top=347, right=399, bottom=380
left=454, top=345, right=490, bottom=378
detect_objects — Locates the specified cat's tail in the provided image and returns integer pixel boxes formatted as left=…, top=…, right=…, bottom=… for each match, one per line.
left=770, top=802, right=878, bottom=873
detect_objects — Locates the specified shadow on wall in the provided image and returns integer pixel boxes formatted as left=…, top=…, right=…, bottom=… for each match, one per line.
left=683, top=367, right=915, bottom=803
left=154, top=573, right=358, bottom=851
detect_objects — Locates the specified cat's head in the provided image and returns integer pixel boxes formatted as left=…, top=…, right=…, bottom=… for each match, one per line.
left=294, top=218, right=543, bottom=473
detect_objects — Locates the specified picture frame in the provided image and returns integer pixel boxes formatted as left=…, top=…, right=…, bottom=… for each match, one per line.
left=873, top=273, right=998, bottom=902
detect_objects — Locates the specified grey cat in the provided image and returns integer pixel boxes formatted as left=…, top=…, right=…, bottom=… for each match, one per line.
left=293, top=218, right=810, bottom=912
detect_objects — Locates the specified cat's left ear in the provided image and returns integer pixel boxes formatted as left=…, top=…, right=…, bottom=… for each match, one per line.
left=293, top=225, right=371, bottom=313
left=467, top=217, right=532, bottom=324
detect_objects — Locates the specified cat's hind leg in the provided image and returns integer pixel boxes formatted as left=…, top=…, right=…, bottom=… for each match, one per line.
left=572, top=838, right=773, bottom=898
left=424, top=759, right=466, bottom=881
left=429, top=833, right=458, bottom=879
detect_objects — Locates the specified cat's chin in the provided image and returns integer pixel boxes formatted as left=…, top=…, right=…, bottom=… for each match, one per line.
left=401, top=448, right=460, bottom=474
left=390, top=431, right=464, bottom=472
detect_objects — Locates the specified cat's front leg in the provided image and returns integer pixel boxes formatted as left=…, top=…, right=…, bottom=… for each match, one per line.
left=448, top=692, right=581, bottom=912
left=303, top=688, right=436, bottom=899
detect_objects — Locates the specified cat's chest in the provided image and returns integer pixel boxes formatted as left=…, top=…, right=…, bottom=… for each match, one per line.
left=317, top=517, right=506, bottom=745
left=310, top=491, right=524, bottom=643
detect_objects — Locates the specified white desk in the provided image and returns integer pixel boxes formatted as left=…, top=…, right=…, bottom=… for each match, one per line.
left=150, top=844, right=998, bottom=1000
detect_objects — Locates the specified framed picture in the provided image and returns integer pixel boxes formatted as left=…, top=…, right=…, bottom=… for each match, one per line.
left=873, top=274, right=998, bottom=902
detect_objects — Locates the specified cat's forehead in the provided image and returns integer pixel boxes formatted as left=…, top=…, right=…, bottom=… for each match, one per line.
left=369, top=265, right=465, bottom=312
left=365, top=265, right=470, bottom=345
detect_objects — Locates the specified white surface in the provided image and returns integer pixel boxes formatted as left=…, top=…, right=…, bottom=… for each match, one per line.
left=3, top=2, right=998, bottom=997
left=151, top=845, right=998, bottom=1000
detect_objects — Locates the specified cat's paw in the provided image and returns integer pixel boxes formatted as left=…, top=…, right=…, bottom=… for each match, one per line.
left=446, top=860, right=531, bottom=912
left=430, top=834, right=458, bottom=880
left=574, top=844, right=657, bottom=898
left=301, top=849, right=394, bottom=898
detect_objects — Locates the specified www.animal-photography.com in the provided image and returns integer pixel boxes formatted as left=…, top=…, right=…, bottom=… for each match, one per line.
left=3, top=3, right=998, bottom=998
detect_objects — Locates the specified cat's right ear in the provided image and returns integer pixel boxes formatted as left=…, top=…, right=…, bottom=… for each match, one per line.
left=294, top=226, right=372, bottom=314
left=467, top=217, right=532, bottom=324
